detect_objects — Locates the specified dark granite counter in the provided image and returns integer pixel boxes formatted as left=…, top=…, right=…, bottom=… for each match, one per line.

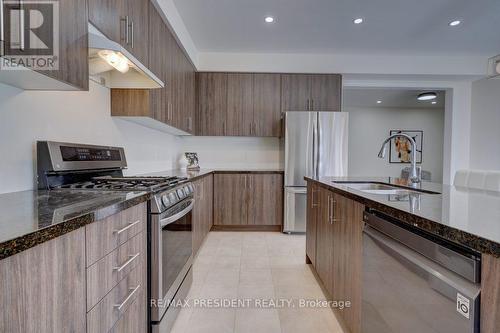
left=139, top=168, right=284, bottom=181
left=306, top=176, right=500, bottom=257
left=0, top=190, right=149, bottom=260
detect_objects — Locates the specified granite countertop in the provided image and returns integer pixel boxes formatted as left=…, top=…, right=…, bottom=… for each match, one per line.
left=306, top=176, right=500, bottom=257
left=0, top=189, right=150, bottom=260
left=138, top=168, right=284, bottom=181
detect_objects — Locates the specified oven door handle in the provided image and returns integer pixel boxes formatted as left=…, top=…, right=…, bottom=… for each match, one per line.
left=159, top=199, right=195, bottom=227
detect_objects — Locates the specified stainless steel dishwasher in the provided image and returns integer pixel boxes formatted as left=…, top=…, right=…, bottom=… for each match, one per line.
left=362, top=210, right=481, bottom=333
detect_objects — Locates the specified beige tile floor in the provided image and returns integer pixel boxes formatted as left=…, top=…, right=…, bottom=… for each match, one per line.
left=170, top=231, right=344, bottom=333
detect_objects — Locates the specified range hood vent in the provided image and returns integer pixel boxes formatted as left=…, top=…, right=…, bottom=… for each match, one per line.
left=487, top=54, right=500, bottom=79
left=88, top=24, right=164, bottom=89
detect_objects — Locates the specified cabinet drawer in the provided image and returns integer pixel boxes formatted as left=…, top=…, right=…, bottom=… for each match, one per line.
left=109, top=290, right=146, bottom=333
left=86, top=203, right=146, bottom=266
left=87, top=262, right=144, bottom=333
left=87, top=232, right=145, bottom=310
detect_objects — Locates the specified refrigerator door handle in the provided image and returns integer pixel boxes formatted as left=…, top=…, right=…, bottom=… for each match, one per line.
left=312, top=115, right=317, bottom=178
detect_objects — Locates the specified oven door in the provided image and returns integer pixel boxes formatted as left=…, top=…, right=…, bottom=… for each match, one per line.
left=150, top=197, right=194, bottom=323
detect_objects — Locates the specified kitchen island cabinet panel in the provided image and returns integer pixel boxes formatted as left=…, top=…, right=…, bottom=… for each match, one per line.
left=0, top=229, right=86, bottom=333
left=481, top=253, right=500, bottom=332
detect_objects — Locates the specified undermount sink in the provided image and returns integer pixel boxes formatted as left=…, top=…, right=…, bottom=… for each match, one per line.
left=332, top=181, right=440, bottom=195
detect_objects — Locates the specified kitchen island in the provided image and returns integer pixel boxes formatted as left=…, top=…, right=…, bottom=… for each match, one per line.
left=305, top=176, right=500, bottom=333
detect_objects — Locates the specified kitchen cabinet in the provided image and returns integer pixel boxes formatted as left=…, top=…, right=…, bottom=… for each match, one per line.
left=88, top=0, right=149, bottom=66
left=0, top=229, right=86, bottom=333
left=226, top=73, right=254, bottom=136
left=253, top=73, right=282, bottom=137
left=196, top=72, right=228, bottom=136
left=214, top=173, right=248, bottom=226
left=213, top=172, right=283, bottom=229
left=111, top=3, right=196, bottom=135
left=281, top=74, right=342, bottom=112
left=0, top=0, right=88, bottom=90
left=481, top=254, right=500, bottom=332
left=306, top=182, right=320, bottom=266
left=247, top=174, right=283, bottom=226
left=193, top=174, right=214, bottom=255
left=306, top=181, right=364, bottom=333
left=315, top=186, right=335, bottom=295
left=196, top=72, right=282, bottom=137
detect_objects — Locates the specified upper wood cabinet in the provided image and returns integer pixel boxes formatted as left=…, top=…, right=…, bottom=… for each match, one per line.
left=253, top=73, right=282, bottom=137
left=0, top=0, right=88, bottom=90
left=88, top=0, right=149, bottom=66
left=226, top=73, right=254, bottom=136
left=197, top=72, right=228, bottom=136
left=213, top=173, right=283, bottom=228
left=110, top=3, right=196, bottom=135
left=281, top=74, right=342, bottom=112
left=196, top=72, right=282, bottom=137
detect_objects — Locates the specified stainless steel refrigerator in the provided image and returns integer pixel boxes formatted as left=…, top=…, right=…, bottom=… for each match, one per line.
left=283, top=111, right=349, bottom=233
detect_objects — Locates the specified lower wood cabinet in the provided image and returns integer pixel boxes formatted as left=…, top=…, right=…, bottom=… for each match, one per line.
left=193, top=174, right=214, bottom=255
left=0, top=228, right=86, bottom=333
left=0, top=202, right=148, bottom=333
left=306, top=181, right=364, bottom=333
left=213, top=172, right=283, bottom=229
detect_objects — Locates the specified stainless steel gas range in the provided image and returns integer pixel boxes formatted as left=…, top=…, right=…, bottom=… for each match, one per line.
left=37, top=141, right=193, bottom=333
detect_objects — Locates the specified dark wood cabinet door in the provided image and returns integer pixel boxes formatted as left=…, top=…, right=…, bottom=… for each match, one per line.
left=315, top=187, right=335, bottom=295
left=203, top=174, right=214, bottom=234
left=170, top=42, right=185, bottom=130
left=310, top=74, right=342, bottom=111
left=333, top=194, right=363, bottom=333
left=88, top=0, right=125, bottom=43
left=253, top=74, right=282, bottom=137
left=226, top=73, right=254, bottom=136
left=192, top=178, right=204, bottom=255
left=148, top=3, right=168, bottom=122
left=281, top=74, right=311, bottom=112
left=214, top=174, right=248, bottom=225
left=306, top=182, right=319, bottom=266
left=34, top=0, right=88, bottom=90
left=185, top=61, right=196, bottom=134
left=197, top=73, right=227, bottom=136
left=125, top=0, right=149, bottom=67
left=247, top=174, right=283, bottom=226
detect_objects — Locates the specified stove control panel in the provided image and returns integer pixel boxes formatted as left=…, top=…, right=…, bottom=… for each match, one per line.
left=153, top=183, right=194, bottom=213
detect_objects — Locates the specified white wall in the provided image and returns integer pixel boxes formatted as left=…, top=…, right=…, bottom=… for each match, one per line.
left=178, top=136, right=282, bottom=170
left=0, top=81, right=180, bottom=193
left=469, top=78, right=500, bottom=170
left=347, top=106, right=445, bottom=182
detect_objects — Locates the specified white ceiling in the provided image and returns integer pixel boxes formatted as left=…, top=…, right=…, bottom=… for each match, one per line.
left=172, top=0, right=500, bottom=55
left=343, top=88, right=445, bottom=109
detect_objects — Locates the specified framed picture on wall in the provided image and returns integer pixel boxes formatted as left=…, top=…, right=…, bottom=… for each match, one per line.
left=389, top=130, right=423, bottom=164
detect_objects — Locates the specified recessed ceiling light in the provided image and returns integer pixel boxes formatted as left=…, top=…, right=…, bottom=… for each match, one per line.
left=265, top=16, right=275, bottom=23
left=431, top=101, right=437, bottom=104
left=417, top=92, right=437, bottom=101
left=449, top=20, right=461, bottom=27
left=353, top=18, right=363, bottom=24
left=376, top=100, right=382, bottom=104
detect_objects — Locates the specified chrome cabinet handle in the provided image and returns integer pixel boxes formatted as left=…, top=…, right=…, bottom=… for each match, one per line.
left=125, top=16, right=130, bottom=45
left=311, top=188, right=319, bottom=208
left=306, top=99, right=310, bottom=111
left=113, top=252, right=140, bottom=272
left=188, top=116, right=192, bottom=131
left=114, top=220, right=140, bottom=235
left=130, top=20, right=134, bottom=48
left=114, top=284, right=140, bottom=311
left=311, top=99, right=314, bottom=111
left=331, top=198, right=340, bottom=223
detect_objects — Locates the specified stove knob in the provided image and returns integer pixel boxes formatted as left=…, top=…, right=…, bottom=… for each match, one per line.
left=177, top=189, right=185, bottom=198
left=188, top=184, right=195, bottom=192
left=161, top=194, right=170, bottom=207
left=184, top=186, right=191, bottom=195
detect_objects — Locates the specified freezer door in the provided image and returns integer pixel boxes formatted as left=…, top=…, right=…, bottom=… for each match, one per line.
left=283, top=187, right=307, bottom=233
left=284, top=112, right=317, bottom=187
left=317, top=112, right=348, bottom=178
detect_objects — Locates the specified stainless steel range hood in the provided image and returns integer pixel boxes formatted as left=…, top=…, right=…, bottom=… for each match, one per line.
left=88, top=24, right=164, bottom=89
